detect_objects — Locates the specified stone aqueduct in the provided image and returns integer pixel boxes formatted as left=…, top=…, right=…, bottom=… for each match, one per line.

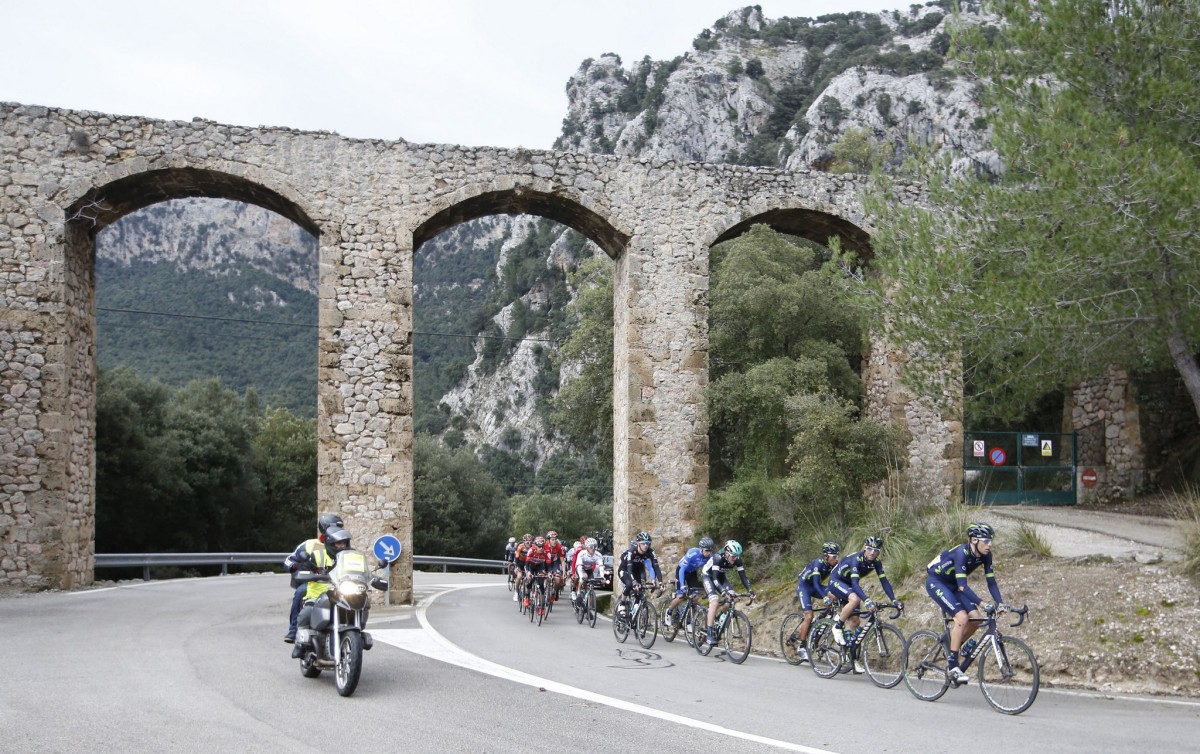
left=0, top=102, right=961, bottom=600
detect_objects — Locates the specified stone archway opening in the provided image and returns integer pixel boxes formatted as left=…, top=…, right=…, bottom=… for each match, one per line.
left=409, top=189, right=627, bottom=565
left=61, top=168, right=321, bottom=585
left=702, top=207, right=875, bottom=550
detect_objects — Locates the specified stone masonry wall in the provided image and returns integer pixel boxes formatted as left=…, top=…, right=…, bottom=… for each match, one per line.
left=1066, top=367, right=1146, bottom=502
left=0, top=102, right=958, bottom=592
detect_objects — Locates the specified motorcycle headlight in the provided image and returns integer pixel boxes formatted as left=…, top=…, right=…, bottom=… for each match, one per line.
left=338, top=580, right=367, bottom=598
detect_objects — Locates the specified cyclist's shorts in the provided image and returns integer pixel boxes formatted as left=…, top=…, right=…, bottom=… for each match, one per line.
left=675, top=569, right=702, bottom=595
left=925, top=575, right=970, bottom=615
left=525, top=561, right=548, bottom=576
left=824, top=578, right=855, bottom=602
left=797, top=583, right=825, bottom=611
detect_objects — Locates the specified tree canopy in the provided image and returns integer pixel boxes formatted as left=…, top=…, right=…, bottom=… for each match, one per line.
left=862, top=0, right=1200, bottom=423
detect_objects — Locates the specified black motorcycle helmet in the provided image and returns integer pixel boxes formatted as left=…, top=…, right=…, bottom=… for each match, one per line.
left=318, top=513, right=344, bottom=539
left=325, top=527, right=352, bottom=559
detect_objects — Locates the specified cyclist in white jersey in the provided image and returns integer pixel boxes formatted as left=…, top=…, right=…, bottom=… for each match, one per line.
left=573, top=538, right=606, bottom=605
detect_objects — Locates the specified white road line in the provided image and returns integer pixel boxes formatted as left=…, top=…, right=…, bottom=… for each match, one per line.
left=371, top=583, right=837, bottom=754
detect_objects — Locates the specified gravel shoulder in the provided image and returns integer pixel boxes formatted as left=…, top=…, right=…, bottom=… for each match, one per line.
left=752, top=504, right=1200, bottom=698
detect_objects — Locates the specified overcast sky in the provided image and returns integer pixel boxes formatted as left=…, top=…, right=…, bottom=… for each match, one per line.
left=4, top=0, right=907, bottom=149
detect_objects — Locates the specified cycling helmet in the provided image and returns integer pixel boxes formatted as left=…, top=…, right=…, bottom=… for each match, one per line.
left=698, top=536, right=715, bottom=550
left=534, top=535, right=545, bottom=546
left=585, top=537, right=598, bottom=549
left=822, top=541, right=841, bottom=556
left=324, top=527, right=352, bottom=558
left=863, top=535, right=883, bottom=550
left=318, top=513, right=344, bottom=537
left=508, top=537, right=516, bottom=544
left=635, top=531, right=652, bottom=545
left=547, top=530, right=558, bottom=539
left=523, top=533, right=533, bottom=541
left=968, top=522, right=995, bottom=540
left=723, top=540, right=743, bottom=558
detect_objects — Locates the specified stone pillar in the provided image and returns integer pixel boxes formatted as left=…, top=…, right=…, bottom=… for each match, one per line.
left=611, top=226, right=708, bottom=568
left=861, top=334, right=963, bottom=503
left=316, top=217, right=413, bottom=603
left=1065, top=366, right=1145, bottom=502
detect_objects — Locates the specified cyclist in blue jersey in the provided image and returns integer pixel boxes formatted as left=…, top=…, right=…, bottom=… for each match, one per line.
left=663, top=536, right=715, bottom=629
left=827, top=535, right=901, bottom=662
left=926, top=522, right=1006, bottom=685
left=792, top=541, right=842, bottom=664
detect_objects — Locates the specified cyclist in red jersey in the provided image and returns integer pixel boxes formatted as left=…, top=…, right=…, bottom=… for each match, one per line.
left=544, top=530, right=567, bottom=602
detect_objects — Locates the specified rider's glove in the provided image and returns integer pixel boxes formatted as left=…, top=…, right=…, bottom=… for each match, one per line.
left=893, top=600, right=904, bottom=610
left=821, top=595, right=833, bottom=607
left=998, top=603, right=1011, bottom=613
left=982, top=602, right=996, bottom=614
left=864, top=599, right=877, bottom=611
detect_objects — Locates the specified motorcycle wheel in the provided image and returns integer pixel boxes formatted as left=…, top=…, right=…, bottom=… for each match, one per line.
left=335, top=631, right=364, bottom=697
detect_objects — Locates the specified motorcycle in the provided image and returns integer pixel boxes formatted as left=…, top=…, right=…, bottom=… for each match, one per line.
left=293, top=547, right=388, bottom=697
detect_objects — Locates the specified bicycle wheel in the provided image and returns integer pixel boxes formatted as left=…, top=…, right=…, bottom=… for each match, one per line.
left=585, top=587, right=597, bottom=628
left=507, top=568, right=514, bottom=592
left=574, top=590, right=585, bottom=624
left=807, top=619, right=843, bottom=678
left=659, top=597, right=680, bottom=643
left=682, top=603, right=700, bottom=647
left=978, top=636, right=1040, bottom=715
left=612, top=602, right=630, bottom=643
left=780, top=612, right=806, bottom=665
left=535, top=587, right=545, bottom=626
left=724, top=610, right=753, bottom=664
left=696, top=614, right=718, bottom=656
left=862, top=623, right=906, bottom=689
left=635, top=601, right=659, bottom=649
left=903, top=629, right=950, bottom=701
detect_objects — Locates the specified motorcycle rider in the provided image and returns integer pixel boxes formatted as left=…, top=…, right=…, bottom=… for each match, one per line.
left=292, top=526, right=353, bottom=659
left=283, top=512, right=344, bottom=643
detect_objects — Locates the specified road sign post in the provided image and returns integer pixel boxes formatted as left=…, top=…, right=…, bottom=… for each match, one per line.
left=372, top=535, right=403, bottom=607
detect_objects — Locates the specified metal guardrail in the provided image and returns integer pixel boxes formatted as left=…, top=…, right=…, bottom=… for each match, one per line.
left=94, top=552, right=507, bottom=581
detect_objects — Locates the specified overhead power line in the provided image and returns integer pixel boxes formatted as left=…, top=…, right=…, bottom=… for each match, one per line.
left=96, top=306, right=561, bottom=343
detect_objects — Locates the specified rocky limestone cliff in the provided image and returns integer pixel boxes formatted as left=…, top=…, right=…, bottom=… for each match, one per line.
left=98, top=197, right=318, bottom=296
left=559, top=3, right=998, bottom=173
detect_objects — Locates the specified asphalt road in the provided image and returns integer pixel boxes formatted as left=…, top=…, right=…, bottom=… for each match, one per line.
left=1, top=572, right=1196, bottom=753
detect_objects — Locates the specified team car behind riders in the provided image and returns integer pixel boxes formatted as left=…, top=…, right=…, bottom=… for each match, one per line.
left=700, top=539, right=755, bottom=645
left=926, top=522, right=1006, bottom=685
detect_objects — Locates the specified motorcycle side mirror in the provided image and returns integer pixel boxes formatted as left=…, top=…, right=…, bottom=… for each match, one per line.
left=370, top=577, right=389, bottom=591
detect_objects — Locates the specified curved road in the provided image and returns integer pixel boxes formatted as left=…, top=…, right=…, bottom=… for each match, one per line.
left=1, top=572, right=1195, bottom=753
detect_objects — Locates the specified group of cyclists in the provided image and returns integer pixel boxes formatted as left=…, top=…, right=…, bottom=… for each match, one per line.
left=504, top=530, right=607, bottom=615
left=505, top=528, right=757, bottom=647
left=789, top=521, right=1007, bottom=684
left=501, top=519, right=1010, bottom=683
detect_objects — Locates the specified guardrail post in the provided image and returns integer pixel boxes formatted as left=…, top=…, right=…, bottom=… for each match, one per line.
left=143, top=566, right=150, bottom=581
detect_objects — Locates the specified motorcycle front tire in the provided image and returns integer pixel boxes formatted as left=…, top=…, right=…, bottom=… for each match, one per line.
left=335, top=631, right=364, bottom=697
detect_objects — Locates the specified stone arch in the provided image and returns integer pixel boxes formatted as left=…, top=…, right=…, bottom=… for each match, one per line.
left=412, top=186, right=630, bottom=260
left=708, top=206, right=872, bottom=260
left=65, top=165, right=320, bottom=238
left=50, top=166, right=321, bottom=589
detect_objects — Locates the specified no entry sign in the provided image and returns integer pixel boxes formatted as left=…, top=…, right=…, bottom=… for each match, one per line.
left=1081, top=468, right=1098, bottom=487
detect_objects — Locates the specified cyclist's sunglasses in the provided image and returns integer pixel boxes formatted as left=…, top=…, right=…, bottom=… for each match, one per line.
left=864, top=547, right=881, bottom=555
left=976, top=537, right=992, bottom=544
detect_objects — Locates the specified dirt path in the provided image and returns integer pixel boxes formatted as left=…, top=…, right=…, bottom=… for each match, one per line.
left=987, top=505, right=1186, bottom=562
